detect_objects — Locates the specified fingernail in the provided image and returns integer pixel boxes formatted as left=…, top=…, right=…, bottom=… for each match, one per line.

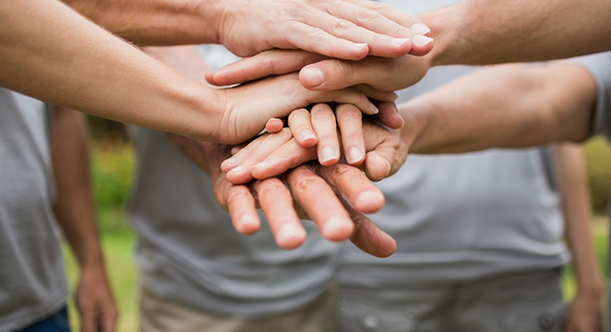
left=301, top=67, right=325, bottom=87
left=412, top=35, right=434, bottom=48
left=391, top=38, right=410, bottom=47
left=253, top=161, right=268, bottom=169
left=323, top=217, right=351, bottom=239
left=277, top=224, right=305, bottom=244
left=370, top=103, right=379, bottom=115
left=355, top=190, right=384, bottom=211
left=384, top=159, right=391, bottom=177
left=411, top=23, right=431, bottom=35
left=237, top=215, right=258, bottom=234
left=348, top=147, right=363, bottom=164
left=228, top=166, right=243, bottom=176
left=301, top=129, right=317, bottom=143
left=352, top=43, right=368, bottom=52
left=320, top=146, right=337, bottom=163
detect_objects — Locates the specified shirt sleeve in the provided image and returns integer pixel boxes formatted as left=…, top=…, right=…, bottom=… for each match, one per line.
left=570, top=52, right=611, bottom=140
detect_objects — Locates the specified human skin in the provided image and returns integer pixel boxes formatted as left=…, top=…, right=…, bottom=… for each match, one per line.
left=143, top=45, right=395, bottom=257
left=166, top=132, right=396, bottom=257
left=555, top=145, right=604, bottom=332
left=0, top=0, right=396, bottom=145
left=51, top=107, right=118, bottom=332
left=227, top=63, right=596, bottom=184
left=63, top=0, right=434, bottom=58
left=207, top=0, right=611, bottom=91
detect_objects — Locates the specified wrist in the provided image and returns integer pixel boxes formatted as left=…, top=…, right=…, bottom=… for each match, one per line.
left=77, top=249, right=106, bottom=270
left=398, top=100, right=432, bottom=153
left=417, top=4, right=467, bottom=67
left=174, top=85, right=225, bottom=142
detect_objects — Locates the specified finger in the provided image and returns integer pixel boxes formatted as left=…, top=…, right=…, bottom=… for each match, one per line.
left=364, top=151, right=394, bottom=182
left=288, top=165, right=354, bottom=242
left=303, top=10, right=413, bottom=58
left=254, top=178, right=306, bottom=249
left=226, top=185, right=261, bottom=235
left=265, top=118, right=285, bottom=133
left=353, top=84, right=398, bottom=103
left=340, top=0, right=434, bottom=55
left=336, top=104, right=365, bottom=165
left=319, top=163, right=385, bottom=214
left=222, top=137, right=265, bottom=173
left=79, top=303, right=95, bottom=332
left=280, top=23, right=370, bottom=61
left=300, top=59, right=380, bottom=91
left=339, top=196, right=396, bottom=258
left=231, top=143, right=247, bottom=156
left=252, top=139, right=317, bottom=180
left=206, top=50, right=327, bottom=86
left=375, top=102, right=404, bottom=129
left=226, top=129, right=293, bottom=184
left=288, top=109, right=317, bottom=148
left=311, top=104, right=340, bottom=166
left=100, top=307, right=118, bottom=332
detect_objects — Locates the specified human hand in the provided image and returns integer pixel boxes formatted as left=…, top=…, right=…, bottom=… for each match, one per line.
left=564, top=290, right=603, bottom=332
left=211, top=149, right=395, bottom=257
left=75, top=263, right=118, bottom=332
left=215, top=0, right=433, bottom=60
left=223, top=113, right=408, bottom=184
left=213, top=73, right=397, bottom=144
left=206, top=49, right=432, bottom=93
left=165, top=134, right=396, bottom=257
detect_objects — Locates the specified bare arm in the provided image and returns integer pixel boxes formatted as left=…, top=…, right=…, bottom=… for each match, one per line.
left=0, top=0, right=382, bottom=144
left=422, top=0, right=611, bottom=66
left=554, top=144, right=603, bottom=332
left=63, top=0, right=432, bottom=58
left=401, top=63, right=597, bottom=154
left=51, top=107, right=118, bottom=332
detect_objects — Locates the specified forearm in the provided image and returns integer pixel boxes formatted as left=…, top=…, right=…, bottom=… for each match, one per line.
left=51, top=107, right=105, bottom=268
left=421, top=0, right=611, bottom=66
left=63, top=0, right=220, bottom=45
left=0, top=0, right=221, bottom=141
left=555, top=144, right=604, bottom=294
left=400, top=63, right=596, bottom=154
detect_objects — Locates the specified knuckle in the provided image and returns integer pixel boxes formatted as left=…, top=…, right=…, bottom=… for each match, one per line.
left=227, top=187, right=251, bottom=204
left=368, top=2, right=389, bottom=11
left=355, top=8, right=383, bottom=25
left=292, top=174, right=325, bottom=191
left=330, top=164, right=353, bottom=180
left=338, top=106, right=362, bottom=122
left=331, top=19, right=355, bottom=33
left=257, top=181, right=289, bottom=197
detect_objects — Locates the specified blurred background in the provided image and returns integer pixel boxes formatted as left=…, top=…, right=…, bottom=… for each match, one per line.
left=62, top=116, right=611, bottom=332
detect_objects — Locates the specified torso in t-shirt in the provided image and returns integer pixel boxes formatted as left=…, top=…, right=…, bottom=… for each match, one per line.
left=336, top=0, right=568, bottom=288
left=0, top=89, right=67, bottom=332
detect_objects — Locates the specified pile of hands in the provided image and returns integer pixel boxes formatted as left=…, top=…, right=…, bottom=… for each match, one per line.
left=199, top=0, right=437, bottom=258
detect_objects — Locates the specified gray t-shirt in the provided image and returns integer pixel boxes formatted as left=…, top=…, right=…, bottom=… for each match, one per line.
left=128, top=127, right=339, bottom=317
left=336, top=0, right=568, bottom=287
left=0, top=89, right=67, bottom=331
left=571, top=52, right=611, bottom=140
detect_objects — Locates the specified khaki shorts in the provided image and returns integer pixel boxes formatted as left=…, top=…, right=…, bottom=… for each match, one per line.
left=337, top=269, right=567, bottom=332
left=140, top=286, right=336, bottom=332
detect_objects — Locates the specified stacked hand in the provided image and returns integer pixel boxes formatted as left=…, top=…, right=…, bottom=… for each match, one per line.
left=204, top=12, right=435, bottom=256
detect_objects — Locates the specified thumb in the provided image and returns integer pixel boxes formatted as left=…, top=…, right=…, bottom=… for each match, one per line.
left=206, top=50, right=326, bottom=86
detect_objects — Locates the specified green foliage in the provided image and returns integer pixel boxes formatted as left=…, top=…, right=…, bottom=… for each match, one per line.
left=583, top=136, right=611, bottom=214
left=91, top=143, right=135, bottom=209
